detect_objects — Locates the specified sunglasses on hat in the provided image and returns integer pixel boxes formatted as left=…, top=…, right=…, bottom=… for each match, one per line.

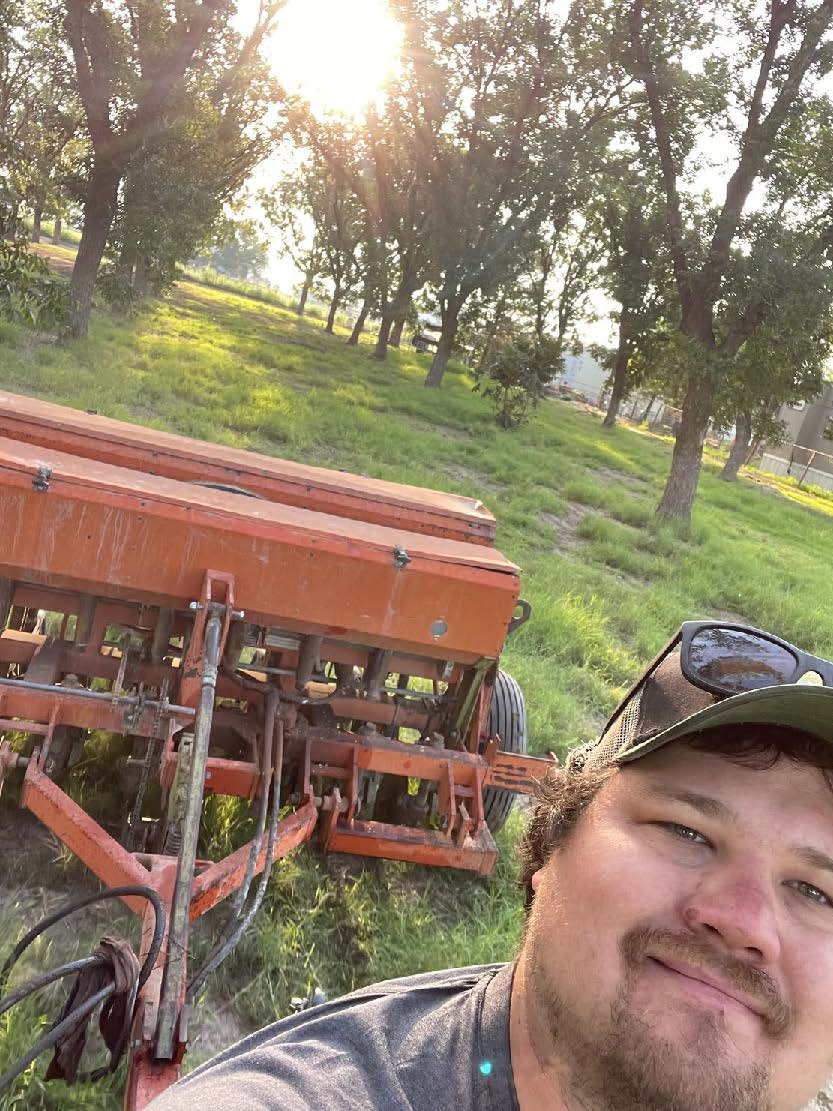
left=678, top=621, right=833, bottom=696
left=574, top=620, right=833, bottom=773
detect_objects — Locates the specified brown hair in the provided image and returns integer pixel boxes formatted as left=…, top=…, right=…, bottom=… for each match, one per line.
left=518, top=723, right=833, bottom=911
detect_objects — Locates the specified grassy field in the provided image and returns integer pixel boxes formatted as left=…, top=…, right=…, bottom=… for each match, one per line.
left=2, top=259, right=833, bottom=1105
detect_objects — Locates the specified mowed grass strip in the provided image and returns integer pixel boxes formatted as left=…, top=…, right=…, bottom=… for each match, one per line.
left=2, top=269, right=833, bottom=1100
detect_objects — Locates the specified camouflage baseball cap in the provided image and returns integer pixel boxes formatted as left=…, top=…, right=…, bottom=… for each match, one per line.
left=567, top=649, right=833, bottom=772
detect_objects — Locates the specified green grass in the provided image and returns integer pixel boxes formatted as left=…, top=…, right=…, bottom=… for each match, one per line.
left=2, top=264, right=831, bottom=744
left=3, top=260, right=833, bottom=1103
left=19, top=217, right=82, bottom=247
left=179, top=265, right=299, bottom=312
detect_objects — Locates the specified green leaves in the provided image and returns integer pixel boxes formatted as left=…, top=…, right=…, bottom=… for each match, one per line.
left=473, top=334, right=563, bottom=428
left=0, top=242, right=67, bottom=329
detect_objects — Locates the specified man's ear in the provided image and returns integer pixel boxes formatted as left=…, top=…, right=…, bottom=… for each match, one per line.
left=530, top=868, right=544, bottom=893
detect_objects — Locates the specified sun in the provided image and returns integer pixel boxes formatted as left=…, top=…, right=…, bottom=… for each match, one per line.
left=268, top=0, right=404, bottom=118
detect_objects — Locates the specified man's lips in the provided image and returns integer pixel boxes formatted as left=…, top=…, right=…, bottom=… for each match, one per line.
left=647, top=955, right=766, bottom=1020
left=622, top=927, right=792, bottom=1038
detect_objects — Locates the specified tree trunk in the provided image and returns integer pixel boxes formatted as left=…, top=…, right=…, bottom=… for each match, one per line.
left=390, top=314, right=406, bottom=348
left=424, top=303, right=460, bottom=388
left=374, top=308, right=395, bottom=361
left=31, top=206, right=42, bottom=243
left=118, top=236, right=138, bottom=285
left=601, top=339, right=630, bottom=428
left=347, top=299, right=369, bottom=346
left=296, top=273, right=312, bottom=315
left=719, top=410, right=753, bottom=482
left=477, top=296, right=507, bottom=374
left=656, top=374, right=715, bottom=524
left=51, top=215, right=63, bottom=245
left=640, top=394, right=657, bottom=423
left=325, top=285, right=341, bottom=334
left=534, top=298, right=545, bottom=343
left=477, top=333, right=496, bottom=375
left=66, top=163, right=122, bottom=339
left=133, top=259, right=150, bottom=297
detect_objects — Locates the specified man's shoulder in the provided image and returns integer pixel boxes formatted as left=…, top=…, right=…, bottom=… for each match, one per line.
left=149, top=963, right=514, bottom=1110
left=338, top=962, right=507, bottom=1004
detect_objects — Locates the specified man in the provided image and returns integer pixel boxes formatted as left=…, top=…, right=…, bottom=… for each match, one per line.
left=151, top=620, right=833, bottom=1110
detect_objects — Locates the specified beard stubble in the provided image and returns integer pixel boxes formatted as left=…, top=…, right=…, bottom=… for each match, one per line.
left=524, top=922, right=785, bottom=1111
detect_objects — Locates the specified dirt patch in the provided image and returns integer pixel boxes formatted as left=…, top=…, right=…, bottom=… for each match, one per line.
left=441, top=463, right=505, bottom=494
left=703, top=608, right=749, bottom=625
left=0, top=807, right=65, bottom=885
left=406, top=417, right=473, bottom=444
left=187, top=999, right=252, bottom=1062
left=29, top=242, right=75, bottom=278
left=594, top=466, right=651, bottom=491
left=539, top=504, right=588, bottom=549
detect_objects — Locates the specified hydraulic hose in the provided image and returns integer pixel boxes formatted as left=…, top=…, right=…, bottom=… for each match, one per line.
left=0, top=886, right=165, bottom=1097
left=0, top=884, right=165, bottom=997
left=186, top=714, right=283, bottom=1004
left=0, top=955, right=106, bottom=1018
left=0, top=984, right=114, bottom=1096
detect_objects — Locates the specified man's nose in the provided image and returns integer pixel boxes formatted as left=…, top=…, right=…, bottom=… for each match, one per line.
left=680, top=866, right=781, bottom=964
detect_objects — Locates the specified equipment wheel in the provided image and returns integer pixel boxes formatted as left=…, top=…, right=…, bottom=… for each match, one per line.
left=482, top=669, right=527, bottom=835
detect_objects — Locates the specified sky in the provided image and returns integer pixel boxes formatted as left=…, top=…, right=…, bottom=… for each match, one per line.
left=234, top=0, right=404, bottom=297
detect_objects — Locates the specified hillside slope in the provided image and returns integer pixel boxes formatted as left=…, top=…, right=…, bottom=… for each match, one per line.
left=2, top=269, right=833, bottom=1107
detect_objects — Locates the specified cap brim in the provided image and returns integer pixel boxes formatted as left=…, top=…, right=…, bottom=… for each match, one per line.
left=618, top=684, right=833, bottom=764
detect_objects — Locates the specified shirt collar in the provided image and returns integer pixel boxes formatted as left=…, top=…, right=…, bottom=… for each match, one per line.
left=475, top=961, right=520, bottom=1111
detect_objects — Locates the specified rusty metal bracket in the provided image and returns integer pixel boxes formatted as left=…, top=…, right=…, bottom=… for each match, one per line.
left=507, top=599, right=532, bottom=636
left=32, top=463, right=52, bottom=492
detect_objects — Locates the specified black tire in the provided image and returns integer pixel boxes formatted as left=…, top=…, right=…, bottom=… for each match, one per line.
left=482, top=669, right=527, bottom=835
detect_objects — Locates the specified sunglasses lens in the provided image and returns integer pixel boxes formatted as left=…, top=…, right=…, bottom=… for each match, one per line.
left=688, top=628, right=798, bottom=693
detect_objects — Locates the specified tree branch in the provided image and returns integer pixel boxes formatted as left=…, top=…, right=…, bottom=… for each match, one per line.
left=627, top=0, right=699, bottom=334
left=706, top=0, right=833, bottom=293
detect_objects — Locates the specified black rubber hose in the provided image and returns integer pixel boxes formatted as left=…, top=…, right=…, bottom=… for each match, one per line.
left=186, top=720, right=283, bottom=1004
left=231, top=691, right=277, bottom=916
left=0, top=983, right=115, bottom=1096
left=0, top=955, right=106, bottom=1018
left=0, top=885, right=165, bottom=997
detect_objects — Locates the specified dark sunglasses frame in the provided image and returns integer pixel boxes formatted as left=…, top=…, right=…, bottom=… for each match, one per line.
left=599, top=620, right=833, bottom=740
left=679, top=620, right=833, bottom=695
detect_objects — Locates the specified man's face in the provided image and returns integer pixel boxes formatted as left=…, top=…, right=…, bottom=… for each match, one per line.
left=520, top=743, right=833, bottom=1111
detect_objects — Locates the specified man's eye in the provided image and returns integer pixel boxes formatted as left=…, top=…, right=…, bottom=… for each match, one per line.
left=792, top=880, right=833, bottom=909
left=662, top=822, right=708, bottom=845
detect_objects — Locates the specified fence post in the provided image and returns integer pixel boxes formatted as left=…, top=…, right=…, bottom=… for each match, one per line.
left=798, top=450, right=818, bottom=488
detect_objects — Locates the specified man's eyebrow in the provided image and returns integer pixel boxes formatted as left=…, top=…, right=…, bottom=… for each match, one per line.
left=642, top=787, right=833, bottom=873
left=640, top=782, right=737, bottom=823
left=792, top=845, right=833, bottom=876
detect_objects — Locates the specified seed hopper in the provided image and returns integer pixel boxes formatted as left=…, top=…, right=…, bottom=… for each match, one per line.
left=0, top=390, right=550, bottom=1106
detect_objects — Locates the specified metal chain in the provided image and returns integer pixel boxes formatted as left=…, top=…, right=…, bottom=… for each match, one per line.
left=123, top=676, right=170, bottom=850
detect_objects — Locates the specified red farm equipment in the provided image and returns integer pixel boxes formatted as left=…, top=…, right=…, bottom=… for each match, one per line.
left=0, top=390, right=551, bottom=1106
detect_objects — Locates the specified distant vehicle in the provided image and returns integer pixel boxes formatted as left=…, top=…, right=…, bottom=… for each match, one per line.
left=412, top=317, right=442, bottom=353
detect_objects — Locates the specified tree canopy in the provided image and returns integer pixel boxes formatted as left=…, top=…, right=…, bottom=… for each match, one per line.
left=6, top=0, right=833, bottom=521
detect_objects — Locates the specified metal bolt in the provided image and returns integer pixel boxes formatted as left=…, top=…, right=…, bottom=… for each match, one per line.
left=430, top=618, right=448, bottom=640
left=32, top=463, right=52, bottom=493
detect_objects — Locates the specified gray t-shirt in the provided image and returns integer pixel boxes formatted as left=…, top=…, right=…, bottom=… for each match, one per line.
left=149, top=962, right=519, bottom=1110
